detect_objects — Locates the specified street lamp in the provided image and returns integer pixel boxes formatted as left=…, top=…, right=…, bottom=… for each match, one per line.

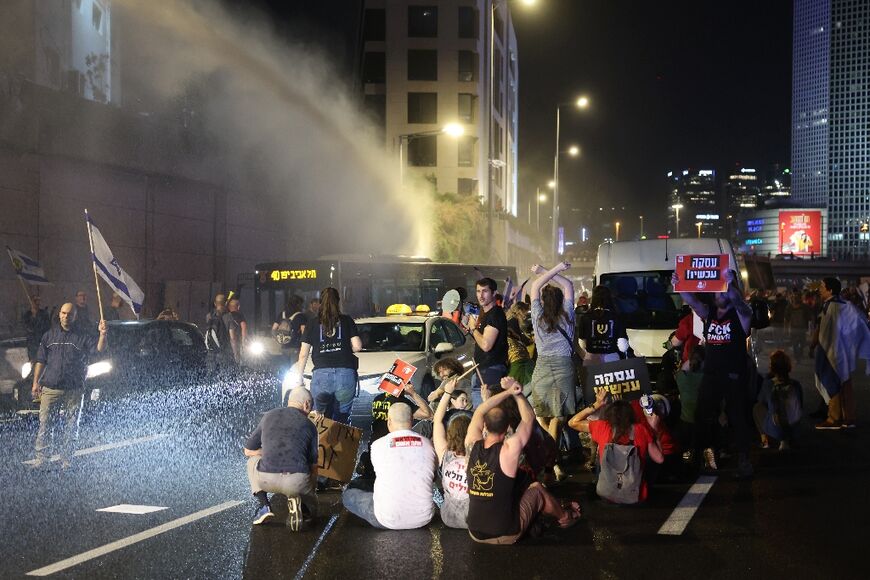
left=553, top=95, right=591, bottom=260
left=696, top=221, right=702, bottom=238
left=639, top=215, right=644, bottom=239
left=615, top=221, right=621, bottom=241
left=568, top=145, right=580, bottom=157
left=671, top=203, right=683, bottom=238
left=536, top=190, right=547, bottom=232
left=398, top=123, right=465, bottom=184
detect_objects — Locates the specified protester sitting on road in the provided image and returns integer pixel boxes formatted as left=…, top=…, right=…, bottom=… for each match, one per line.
left=754, top=350, right=803, bottom=451
left=342, top=403, right=437, bottom=530
left=433, top=378, right=471, bottom=528
left=371, top=383, right=433, bottom=442
left=526, top=262, right=576, bottom=484
left=466, top=377, right=581, bottom=544
left=244, top=387, right=318, bottom=530
left=427, top=358, right=467, bottom=402
left=568, top=389, right=664, bottom=504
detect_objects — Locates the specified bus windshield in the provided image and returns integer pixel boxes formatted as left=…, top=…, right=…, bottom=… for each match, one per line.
left=598, top=271, right=684, bottom=330
left=357, top=322, right=425, bottom=352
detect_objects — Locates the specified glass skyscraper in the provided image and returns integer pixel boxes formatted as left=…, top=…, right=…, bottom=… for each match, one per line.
left=792, top=0, right=870, bottom=258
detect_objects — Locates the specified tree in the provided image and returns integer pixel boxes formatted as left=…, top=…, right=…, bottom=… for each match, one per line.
left=431, top=192, right=488, bottom=263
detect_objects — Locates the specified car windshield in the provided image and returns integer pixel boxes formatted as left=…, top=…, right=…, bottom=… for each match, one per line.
left=598, top=271, right=685, bottom=330
left=357, top=322, right=425, bottom=352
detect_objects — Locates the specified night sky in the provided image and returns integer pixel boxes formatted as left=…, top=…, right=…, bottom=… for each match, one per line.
left=513, top=0, right=794, bottom=237
left=241, top=0, right=794, bottom=239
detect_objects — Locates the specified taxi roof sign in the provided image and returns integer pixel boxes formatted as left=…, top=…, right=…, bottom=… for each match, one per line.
left=386, top=304, right=413, bottom=316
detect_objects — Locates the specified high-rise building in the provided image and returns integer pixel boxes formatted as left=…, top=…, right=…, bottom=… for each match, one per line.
left=666, top=169, right=723, bottom=238
left=792, top=0, right=870, bottom=258
left=361, top=1, right=519, bottom=217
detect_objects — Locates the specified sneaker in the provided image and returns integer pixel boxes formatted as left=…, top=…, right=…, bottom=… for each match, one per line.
left=815, top=420, right=842, bottom=430
left=286, top=496, right=302, bottom=532
left=702, top=448, right=718, bottom=472
left=842, top=422, right=857, bottom=429
left=252, top=505, right=274, bottom=525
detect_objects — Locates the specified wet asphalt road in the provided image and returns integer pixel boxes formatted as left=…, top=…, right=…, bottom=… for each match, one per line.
left=1, top=342, right=868, bottom=580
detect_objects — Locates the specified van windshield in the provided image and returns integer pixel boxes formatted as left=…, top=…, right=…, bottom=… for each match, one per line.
left=598, top=271, right=685, bottom=330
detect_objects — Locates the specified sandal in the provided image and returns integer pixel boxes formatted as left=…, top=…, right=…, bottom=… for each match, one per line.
left=557, top=501, right=582, bottom=529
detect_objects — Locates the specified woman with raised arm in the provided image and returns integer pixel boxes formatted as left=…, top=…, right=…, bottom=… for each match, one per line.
left=526, top=262, right=575, bottom=482
left=433, top=378, right=471, bottom=528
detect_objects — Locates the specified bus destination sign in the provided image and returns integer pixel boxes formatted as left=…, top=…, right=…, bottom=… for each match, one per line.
left=269, top=269, right=318, bottom=282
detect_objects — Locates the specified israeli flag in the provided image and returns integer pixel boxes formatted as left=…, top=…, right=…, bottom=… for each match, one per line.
left=6, top=246, right=50, bottom=285
left=86, top=212, right=144, bottom=316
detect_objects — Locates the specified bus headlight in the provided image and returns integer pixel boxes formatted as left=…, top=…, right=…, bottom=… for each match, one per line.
left=86, top=361, right=112, bottom=378
left=20, top=362, right=32, bottom=379
left=248, top=340, right=266, bottom=357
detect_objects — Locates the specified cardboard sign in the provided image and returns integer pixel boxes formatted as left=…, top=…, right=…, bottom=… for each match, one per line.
left=378, top=358, right=417, bottom=397
left=582, top=357, right=651, bottom=403
left=674, top=254, right=730, bottom=293
left=309, top=415, right=362, bottom=483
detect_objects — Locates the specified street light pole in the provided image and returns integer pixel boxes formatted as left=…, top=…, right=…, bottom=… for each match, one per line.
left=639, top=215, right=644, bottom=239
left=672, top=203, right=683, bottom=238
left=615, top=221, right=621, bottom=241
left=552, top=106, right=560, bottom=262
left=696, top=222, right=702, bottom=238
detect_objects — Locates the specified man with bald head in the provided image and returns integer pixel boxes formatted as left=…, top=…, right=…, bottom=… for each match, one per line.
left=31, top=302, right=107, bottom=468
left=342, top=402, right=437, bottom=529
left=244, top=387, right=319, bottom=530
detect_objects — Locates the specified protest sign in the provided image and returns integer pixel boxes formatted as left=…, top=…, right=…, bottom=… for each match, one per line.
left=378, top=358, right=417, bottom=397
left=309, top=414, right=362, bottom=483
left=582, top=357, right=651, bottom=403
left=674, top=254, right=730, bottom=293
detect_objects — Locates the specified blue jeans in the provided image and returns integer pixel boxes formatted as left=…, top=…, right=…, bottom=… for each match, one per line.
left=341, top=487, right=386, bottom=529
left=470, top=364, right=508, bottom=407
left=310, top=368, right=357, bottom=424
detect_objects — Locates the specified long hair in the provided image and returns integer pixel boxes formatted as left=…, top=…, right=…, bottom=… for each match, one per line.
left=602, top=399, right=635, bottom=441
left=539, top=284, right=566, bottom=332
left=769, top=349, right=792, bottom=380
left=590, top=285, right=614, bottom=311
left=446, top=414, right=471, bottom=456
left=318, top=287, right=341, bottom=336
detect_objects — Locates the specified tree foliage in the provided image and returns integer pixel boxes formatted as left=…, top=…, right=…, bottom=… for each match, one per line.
left=431, top=192, right=488, bottom=263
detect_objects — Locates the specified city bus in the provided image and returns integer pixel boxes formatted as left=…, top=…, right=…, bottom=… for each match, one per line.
left=244, top=255, right=517, bottom=335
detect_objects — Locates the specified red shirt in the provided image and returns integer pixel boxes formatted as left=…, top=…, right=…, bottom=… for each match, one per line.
left=589, top=419, right=656, bottom=502
left=675, top=313, right=700, bottom=363
left=630, top=400, right=678, bottom=456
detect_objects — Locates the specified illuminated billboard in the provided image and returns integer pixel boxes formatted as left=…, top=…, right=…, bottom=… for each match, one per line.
left=779, top=210, right=821, bottom=255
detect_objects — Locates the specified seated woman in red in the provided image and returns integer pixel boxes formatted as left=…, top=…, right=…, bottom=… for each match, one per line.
left=569, top=390, right=664, bottom=503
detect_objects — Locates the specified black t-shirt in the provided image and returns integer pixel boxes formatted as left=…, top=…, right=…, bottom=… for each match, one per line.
left=578, top=308, right=627, bottom=354
left=702, top=307, right=748, bottom=376
left=245, top=407, right=318, bottom=474
left=370, top=392, right=419, bottom=442
left=301, top=314, right=359, bottom=370
left=474, top=305, right=508, bottom=368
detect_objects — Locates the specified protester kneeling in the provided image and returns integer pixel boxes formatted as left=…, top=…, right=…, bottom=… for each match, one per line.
left=244, top=387, right=319, bottom=531
left=466, top=377, right=581, bottom=544
left=342, top=402, right=437, bottom=529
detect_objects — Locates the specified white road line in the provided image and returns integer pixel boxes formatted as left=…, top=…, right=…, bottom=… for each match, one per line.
left=22, top=434, right=168, bottom=465
left=293, top=514, right=339, bottom=580
left=657, top=475, right=717, bottom=536
left=26, top=500, right=243, bottom=577
left=96, top=504, right=169, bottom=515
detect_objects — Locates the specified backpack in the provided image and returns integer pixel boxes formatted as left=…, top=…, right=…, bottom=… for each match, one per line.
left=596, top=426, right=642, bottom=504
left=205, top=311, right=228, bottom=352
left=275, top=311, right=301, bottom=346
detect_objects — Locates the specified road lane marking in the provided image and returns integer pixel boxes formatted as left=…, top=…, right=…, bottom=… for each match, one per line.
left=26, top=500, right=243, bottom=577
left=22, top=434, right=168, bottom=465
left=657, top=475, right=717, bottom=536
left=293, top=514, right=339, bottom=580
left=96, top=504, right=169, bottom=515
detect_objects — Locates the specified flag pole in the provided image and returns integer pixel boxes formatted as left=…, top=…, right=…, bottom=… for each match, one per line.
left=84, top=209, right=105, bottom=323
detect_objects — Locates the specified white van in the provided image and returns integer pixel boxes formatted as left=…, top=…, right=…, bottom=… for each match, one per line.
left=593, top=238, right=740, bottom=376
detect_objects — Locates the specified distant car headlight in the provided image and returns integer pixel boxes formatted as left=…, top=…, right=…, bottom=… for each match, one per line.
left=20, top=362, right=32, bottom=379
left=248, top=340, right=266, bottom=357
left=283, top=367, right=302, bottom=391
left=86, top=361, right=112, bottom=379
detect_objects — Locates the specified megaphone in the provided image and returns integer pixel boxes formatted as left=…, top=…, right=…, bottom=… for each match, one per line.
left=441, top=289, right=460, bottom=313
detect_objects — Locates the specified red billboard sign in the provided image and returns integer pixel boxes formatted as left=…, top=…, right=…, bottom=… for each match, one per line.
left=674, top=254, right=730, bottom=293
left=779, top=210, right=821, bottom=255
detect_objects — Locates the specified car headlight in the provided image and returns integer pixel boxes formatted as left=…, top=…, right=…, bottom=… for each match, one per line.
left=20, top=362, right=32, bottom=379
left=86, top=361, right=112, bottom=379
left=248, top=340, right=266, bottom=357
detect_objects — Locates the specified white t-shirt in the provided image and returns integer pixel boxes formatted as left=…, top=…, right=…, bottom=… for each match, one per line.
left=371, top=429, right=437, bottom=529
left=441, top=450, right=468, bottom=499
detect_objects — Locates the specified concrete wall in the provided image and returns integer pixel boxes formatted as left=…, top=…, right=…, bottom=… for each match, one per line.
left=0, top=146, right=291, bottom=337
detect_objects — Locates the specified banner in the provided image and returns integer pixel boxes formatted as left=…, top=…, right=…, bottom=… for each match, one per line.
left=779, top=210, right=821, bottom=256
left=309, top=415, right=362, bottom=483
left=582, top=357, right=651, bottom=402
left=6, top=247, right=50, bottom=285
left=378, top=358, right=417, bottom=397
left=674, top=254, right=730, bottom=293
